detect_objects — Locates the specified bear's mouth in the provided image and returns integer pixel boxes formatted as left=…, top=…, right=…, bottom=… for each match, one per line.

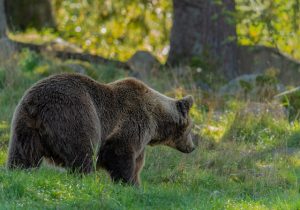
left=176, top=145, right=195, bottom=153
left=176, top=133, right=195, bottom=153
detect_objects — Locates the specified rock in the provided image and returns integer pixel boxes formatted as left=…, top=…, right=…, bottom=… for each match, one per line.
left=66, top=63, right=87, bottom=75
left=127, top=51, right=160, bottom=79
left=218, top=74, right=284, bottom=101
left=237, top=102, right=287, bottom=120
left=219, top=74, right=258, bottom=96
left=58, top=61, right=98, bottom=79
left=195, top=80, right=212, bottom=92
left=275, top=87, right=300, bottom=120
left=238, top=45, right=300, bottom=86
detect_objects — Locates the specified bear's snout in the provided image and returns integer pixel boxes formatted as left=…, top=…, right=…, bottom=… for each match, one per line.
left=176, top=133, right=195, bottom=153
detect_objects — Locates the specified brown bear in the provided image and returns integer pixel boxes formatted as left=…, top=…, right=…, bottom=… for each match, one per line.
left=7, top=73, right=195, bottom=185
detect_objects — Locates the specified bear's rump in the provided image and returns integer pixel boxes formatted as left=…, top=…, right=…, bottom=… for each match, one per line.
left=30, top=92, right=101, bottom=168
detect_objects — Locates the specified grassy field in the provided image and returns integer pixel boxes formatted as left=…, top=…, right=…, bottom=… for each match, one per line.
left=0, top=50, right=299, bottom=209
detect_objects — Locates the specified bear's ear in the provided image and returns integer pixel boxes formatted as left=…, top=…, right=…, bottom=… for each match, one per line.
left=176, top=95, right=194, bottom=117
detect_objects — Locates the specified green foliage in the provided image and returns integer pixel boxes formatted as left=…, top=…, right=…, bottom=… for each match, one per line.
left=19, top=49, right=42, bottom=73
left=280, top=88, right=300, bottom=121
left=52, top=0, right=172, bottom=62
left=239, top=80, right=253, bottom=96
left=287, top=129, right=300, bottom=147
left=256, top=75, right=278, bottom=87
left=236, top=0, right=300, bottom=60
left=8, top=0, right=300, bottom=66
left=50, top=0, right=300, bottom=63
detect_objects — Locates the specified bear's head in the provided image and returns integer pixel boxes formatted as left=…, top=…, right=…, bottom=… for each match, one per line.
left=112, top=78, right=195, bottom=153
left=149, top=94, right=195, bottom=153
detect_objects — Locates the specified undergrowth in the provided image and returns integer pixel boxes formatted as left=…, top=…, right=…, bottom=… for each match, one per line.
left=0, top=49, right=299, bottom=209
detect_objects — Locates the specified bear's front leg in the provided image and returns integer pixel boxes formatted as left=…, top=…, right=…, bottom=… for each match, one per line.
left=133, top=150, right=145, bottom=186
left=99, top=143, right=137, bottom=185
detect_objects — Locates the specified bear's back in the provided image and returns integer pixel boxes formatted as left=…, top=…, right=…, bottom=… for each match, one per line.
left=26, top=73, right=90, bottom=100
left=15, top=74, right=106, bottom=123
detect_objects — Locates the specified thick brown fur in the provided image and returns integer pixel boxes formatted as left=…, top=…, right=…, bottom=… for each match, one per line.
left=7, top=73, right=194, bottom=185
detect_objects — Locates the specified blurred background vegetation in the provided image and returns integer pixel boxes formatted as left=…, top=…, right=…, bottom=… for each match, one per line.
left=3, top=0, right=300, bottom=82
left=5, top=0, right=300, bottom=61
left=6, top=0, right=173, bottom=61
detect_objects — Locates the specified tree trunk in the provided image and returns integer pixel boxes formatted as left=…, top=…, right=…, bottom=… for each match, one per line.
left=167, top=0, right=238, bottom=79
left=0, top=0, right=7, bottom=38
left=5, top=0, right=56, bottom=31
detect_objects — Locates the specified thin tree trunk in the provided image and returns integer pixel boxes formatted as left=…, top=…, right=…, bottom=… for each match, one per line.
left=5, top=0, right=56, bottom=31
left=167, top=0, right=238, bottom=79
left=0, top=0, right=7, bottom=38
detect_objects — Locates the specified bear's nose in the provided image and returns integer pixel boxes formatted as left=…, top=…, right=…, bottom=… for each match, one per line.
left=187, top=145, right=195, bottom=153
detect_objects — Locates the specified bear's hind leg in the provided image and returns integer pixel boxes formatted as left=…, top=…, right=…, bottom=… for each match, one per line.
left=7, top=128, right=44, bottom=169
left=43, top=138, right=95, bottom=174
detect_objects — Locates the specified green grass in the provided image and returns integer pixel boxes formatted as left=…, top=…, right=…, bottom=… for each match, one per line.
left=0, top=49, right=299, bottom=209
left=0, top=149, right=299, bottom=209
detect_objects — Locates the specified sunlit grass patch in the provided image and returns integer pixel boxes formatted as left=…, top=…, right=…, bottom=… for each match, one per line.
left=9, top=28, right=58, bottom=45
left=0, top=150, right=7, bottom=166
left=0, top=121, right=10, bottom=156
left=222, top=105, right=290, bottom=148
